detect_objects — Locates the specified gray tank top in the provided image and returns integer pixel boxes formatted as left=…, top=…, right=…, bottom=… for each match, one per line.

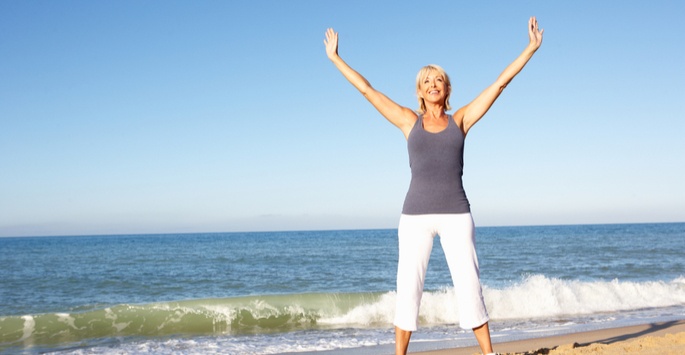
left=402, top=114, right=471, bottom=214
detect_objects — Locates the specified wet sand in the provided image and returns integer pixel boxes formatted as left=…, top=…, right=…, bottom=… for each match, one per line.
left=417, top=320, right=685, bottom=355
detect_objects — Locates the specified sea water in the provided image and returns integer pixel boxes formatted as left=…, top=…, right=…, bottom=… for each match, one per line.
left=1, top=223, right=684, bottom=354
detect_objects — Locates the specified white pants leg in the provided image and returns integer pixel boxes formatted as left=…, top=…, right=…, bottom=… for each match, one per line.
left=393, top=213, right=489, bottom=331
left=394, top=214, right=436, bottom=331
left=437, top=213, right=489, bottom=329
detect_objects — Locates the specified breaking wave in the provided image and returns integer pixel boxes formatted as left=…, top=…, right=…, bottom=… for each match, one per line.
left=2, top=275, right=684, bottom=350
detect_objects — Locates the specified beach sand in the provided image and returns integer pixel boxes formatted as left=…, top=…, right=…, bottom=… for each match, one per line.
left=417, top=320, right=685, bottom=355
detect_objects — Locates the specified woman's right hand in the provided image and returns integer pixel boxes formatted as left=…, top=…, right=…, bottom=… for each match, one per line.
left=324, top=28, right=339, bottom=60
left=323, top=27, right=417, bottom=136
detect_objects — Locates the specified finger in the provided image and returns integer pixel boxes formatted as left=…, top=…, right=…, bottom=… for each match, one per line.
left=326, top=28, right=337, bottom=43
left=529, top=18, right=535, bottom=33
left=531, top=17, right=541, bottom=36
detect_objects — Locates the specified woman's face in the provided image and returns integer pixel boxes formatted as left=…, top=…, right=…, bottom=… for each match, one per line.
left=418, top=71, right=448, bottom=105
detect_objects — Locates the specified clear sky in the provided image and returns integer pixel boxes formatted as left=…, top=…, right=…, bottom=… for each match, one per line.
left=1, top=1, right=684, bottom=237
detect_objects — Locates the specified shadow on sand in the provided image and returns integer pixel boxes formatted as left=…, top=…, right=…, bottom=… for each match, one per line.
left=513, top=320, right=684, bottom=355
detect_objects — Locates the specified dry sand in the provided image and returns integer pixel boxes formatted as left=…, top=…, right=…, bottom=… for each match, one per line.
left=417, top=320, right=685, bottom=355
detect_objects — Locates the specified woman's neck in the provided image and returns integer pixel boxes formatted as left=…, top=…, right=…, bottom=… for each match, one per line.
left=423, top=105, right=446, bottom=121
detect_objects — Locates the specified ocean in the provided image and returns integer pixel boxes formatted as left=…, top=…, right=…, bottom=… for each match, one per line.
left=1, top=222, right=684, bottom=354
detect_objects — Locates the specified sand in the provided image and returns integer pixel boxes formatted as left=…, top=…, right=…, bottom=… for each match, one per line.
left=417, top=320, right=685, bottom=355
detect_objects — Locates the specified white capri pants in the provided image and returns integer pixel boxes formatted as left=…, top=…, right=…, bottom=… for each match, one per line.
left=394, top=213, right=489, bottom=331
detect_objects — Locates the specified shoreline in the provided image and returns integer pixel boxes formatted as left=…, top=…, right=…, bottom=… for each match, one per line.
left=416, top=319, right=685, bottom=354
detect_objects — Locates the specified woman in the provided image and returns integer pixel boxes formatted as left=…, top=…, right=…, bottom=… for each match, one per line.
left=324, top=17, right=543, bottom=355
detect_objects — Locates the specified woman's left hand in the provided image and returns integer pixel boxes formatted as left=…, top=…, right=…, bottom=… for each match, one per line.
left=528, top=16, right=544, bottom=50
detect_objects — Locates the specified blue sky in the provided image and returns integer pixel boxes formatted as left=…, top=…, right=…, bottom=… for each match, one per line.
left=1, top=1, right=683, bottom=237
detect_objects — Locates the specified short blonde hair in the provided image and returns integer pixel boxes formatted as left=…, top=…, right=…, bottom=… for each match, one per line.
left=416, top=64, right=452, bottom=113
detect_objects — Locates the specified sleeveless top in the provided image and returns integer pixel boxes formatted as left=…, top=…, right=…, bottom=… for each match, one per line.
left=402, top=114, right=471, bottom=214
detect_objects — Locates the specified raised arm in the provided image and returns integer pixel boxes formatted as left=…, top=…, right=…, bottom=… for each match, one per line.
left=456, top=17, right=544, bottom=136
left=324, top=28, right=417, bottom=137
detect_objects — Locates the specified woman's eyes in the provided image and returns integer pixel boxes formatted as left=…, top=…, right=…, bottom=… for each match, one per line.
left=424, top=78, right=444, bottom=84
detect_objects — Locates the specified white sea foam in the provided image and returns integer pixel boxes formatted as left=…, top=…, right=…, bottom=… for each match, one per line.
left=320, top=275, right=685, bottom=327
left=104, top=306, right=131, bottom=332
left=318, top=292, right=396, bottom=326
left=485, top=275, right=685, bottom=320
left=60, top=329, right=395, bottom=355
left=56, top=313, right=79, bottom=330
left=19, top=315, right=35, bottom=342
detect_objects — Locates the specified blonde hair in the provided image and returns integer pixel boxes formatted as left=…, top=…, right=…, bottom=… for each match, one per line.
left=416, top=64, right=452, bottom=113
